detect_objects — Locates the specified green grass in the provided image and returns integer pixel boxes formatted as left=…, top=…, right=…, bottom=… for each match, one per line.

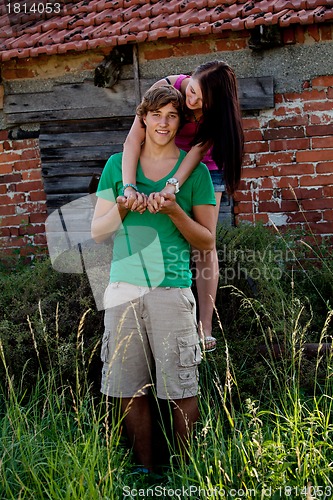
left=1, top=303, right=332, bottom=499
left=1, top=224, right=333, bottom=498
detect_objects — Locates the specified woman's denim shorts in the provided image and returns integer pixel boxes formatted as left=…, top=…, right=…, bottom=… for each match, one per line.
left=209, top=170, right=225, bottom=193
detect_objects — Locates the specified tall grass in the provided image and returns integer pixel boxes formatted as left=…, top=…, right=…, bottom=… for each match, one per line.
left=1, top=293, right=332, bottom=499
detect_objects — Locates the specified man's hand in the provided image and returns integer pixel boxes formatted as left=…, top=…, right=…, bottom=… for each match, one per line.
left=148, top=192, right=177, bottom=214
left=123, top=187, right=148, bottom=213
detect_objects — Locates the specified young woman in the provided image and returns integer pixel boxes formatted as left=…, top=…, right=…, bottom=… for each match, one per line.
left=121, top=60, right=244, bottom=352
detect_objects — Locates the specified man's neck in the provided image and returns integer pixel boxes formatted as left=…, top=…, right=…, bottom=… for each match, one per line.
left=141, top=139, right=179, bottom=161
left=139, top=139, right=180, bottom=182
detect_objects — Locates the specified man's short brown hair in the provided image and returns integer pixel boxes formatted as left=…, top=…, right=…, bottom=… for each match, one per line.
left=136, top=85, right=185, bottom=127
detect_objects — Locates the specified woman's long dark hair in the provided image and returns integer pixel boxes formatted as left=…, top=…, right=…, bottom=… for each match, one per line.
left=191, top=61, right=244, bottom=195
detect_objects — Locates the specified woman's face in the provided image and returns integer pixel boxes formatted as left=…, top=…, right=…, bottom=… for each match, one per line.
left=185, top=77, right=203, bottom=111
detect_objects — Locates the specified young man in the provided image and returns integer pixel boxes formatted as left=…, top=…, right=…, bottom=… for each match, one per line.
left=91, top=86, right=216, bottom=471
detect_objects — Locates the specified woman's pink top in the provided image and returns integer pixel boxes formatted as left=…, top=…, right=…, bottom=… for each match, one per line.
left=173, top=74, right=218, bottom=171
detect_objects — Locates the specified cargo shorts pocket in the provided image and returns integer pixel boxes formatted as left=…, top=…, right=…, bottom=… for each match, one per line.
left=178, top=367, right=198, bottom=387
left=177, top=332, right=202, bottom=367
left=101, top=330, right=111, bottom=363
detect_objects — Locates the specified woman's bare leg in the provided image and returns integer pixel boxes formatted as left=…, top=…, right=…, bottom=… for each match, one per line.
left=195, top=192, right=222, bottom=349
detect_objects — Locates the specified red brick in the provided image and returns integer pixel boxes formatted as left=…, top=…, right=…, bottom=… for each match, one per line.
left=29, top=190, right=47, bottom=202
left=173, top=40, right=211, bottom=57
left=242, top=117, right=260, bottom=130
left=21, top=169, right=43, bottom=181
left=312, top=75, right=333, bottom=88
left=295, top=25, right=305, bottom=44
left=301, top=89, right=327, bottom=101
left=15, top=180, right=44, bottom=192
left=143, top=47, right=174, bottom=60
left=9, top=227, right=20, bottom=237
left=0, top=193, right=25, bottom=205
left=244, top=142, right=269, bottom=154
left=233, top=202, right=252, bottom=214
left=241, top=166, right=274, bottom=177
left=304, top=101, right=332, bottom=113
left=323, top=186, right=333, bottom=197
left=282, top=27, right=296, bottom=44
left=12, top=159, right=41, bottom=171
left=302, top=198, right=333, bottom=210
left=29, top=213, right=47, bottom=223
left=33, top=234, right=47, bottom=245
left=244, top=129, right=263, bottom=141
left=287, top=211, right=322, bottom=223
left=0, top=205, right=16, bottom=216
left=307, top=24, right=320, bottom=42
left=297, top=150, right=333, bottom=163
left=0, top=164, right=13, bottom=174
left=0, top=152, right=21, bottom=163
left=18, top=202, right=46, bottom=213
left=8, top=139, right=37, bottom=150
left=282, top=187, right=323, bottom=200
left=301, top=174, right=333, bottom=186
left=272, top=163, right=314, bottom=176
left=270, top=138, right=310, bottom=152
left=263, top=127, right=305, bottom=140
left=0, top=131, right=9, bottom=140
left=320, top=24, right=332, bottom=41
left=0, top=227, right=10, bottom=237
left=236, top=213, right=269, bottom=224
left=233, top=191, right=252, bottom=202
left=0, top=215, right=29, bottom=226
left=215, top=38, right=247, bottom=51
left=21, top=149, right=41, bottom=161
left=310, top=114, right=333, bottom=125
left=275, top=177, right=298, bottom=189
left=308, top=222, right=333, bottom=234
left=273, top=105, right=302, bottom=117
left=0, top=173, right=22, bottom=184
left=256, top=151, right=294, bottom=166
left=306, top=125, right=333, bottom=137
left=267, top=115, right=308, bottom=128
left=316, top=162, right=333, bottom=174
left=19, top=224, right=46, bottom=235
left=312, top=137, right=333, bottom=149
left=323, top=210, right=333, bottom=221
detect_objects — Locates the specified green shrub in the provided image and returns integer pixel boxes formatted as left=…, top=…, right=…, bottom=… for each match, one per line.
left=0, top=257, right=104, bottom=394
left=213, top=223, right=333, bottom=401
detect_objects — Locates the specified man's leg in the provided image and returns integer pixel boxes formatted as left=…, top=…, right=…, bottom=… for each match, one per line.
left=121, top=396, right=154, bottom=471
left=172, top=396, right=199, bottom=459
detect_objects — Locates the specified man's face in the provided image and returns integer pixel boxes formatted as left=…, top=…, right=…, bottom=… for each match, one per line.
left=143, top=102, right=180, bottom=146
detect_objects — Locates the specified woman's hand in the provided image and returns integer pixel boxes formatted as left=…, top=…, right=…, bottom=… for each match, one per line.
left=147, top=192, right=177, bottom=214
left=123, top=187, right=148, bottom=213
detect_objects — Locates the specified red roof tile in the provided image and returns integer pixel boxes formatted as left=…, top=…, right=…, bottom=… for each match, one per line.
left=0, top=0, right=332, bottom=61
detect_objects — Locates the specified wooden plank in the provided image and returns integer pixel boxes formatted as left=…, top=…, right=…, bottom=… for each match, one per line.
left=39, top=130, right=127, bottom=149
left=40, top=145, right=118, bottom=162
left=4, top=75, right=274, bottom=126
left=4, top=79, right=138, bottom=124
left=40, top=117, right=134, bottom=134
left=238, top=76, right=274, bottom=110
left=42, top=163, right=104, bottom=178
left=6, top=106, right=134, bottom=124
left=44, top=176, right=93, bottom=194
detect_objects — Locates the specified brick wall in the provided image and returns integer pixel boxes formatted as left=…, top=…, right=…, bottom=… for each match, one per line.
left=0, top=132, right=48, bottom=258
left=1, top=24, right=333, bottom=259
left=236, top=75, right=333, bottom=237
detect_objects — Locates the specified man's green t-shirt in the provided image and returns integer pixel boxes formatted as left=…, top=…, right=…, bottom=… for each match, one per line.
left=96, top=149, right=216, bottom=288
